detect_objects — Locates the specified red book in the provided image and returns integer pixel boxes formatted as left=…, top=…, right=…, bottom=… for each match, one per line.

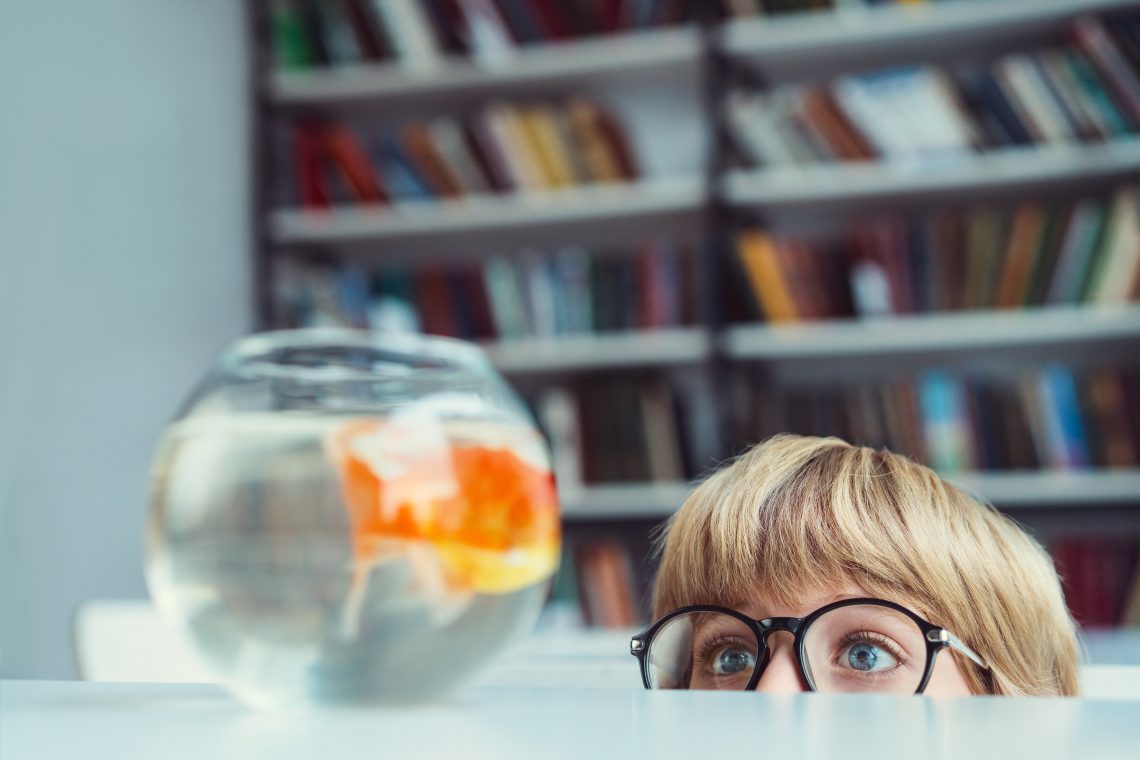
left=416, top=269, right=458, bottom=336
left=324, top=125, right=389, bottom=204
left=293, top=125, right=330, bottom=210
left=526, top=0, right=572, bottom=39
left=597, top=0, right=622, bottom=32
left=343, top=0, right=392, bottom=60
left=870, top=219, right=915, bottom=314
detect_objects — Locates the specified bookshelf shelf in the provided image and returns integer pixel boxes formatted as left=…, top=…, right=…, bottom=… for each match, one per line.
left=271, top=27, right=702, bottom=110
left=722, top=305, right=1140, bottom=361
left=483, top=328, right=711, bottom=375
left=560, top=481, right=694, bottom=522
left=948, top=470, right=1140, bottom=509
left=557, top=471, right=1140, bottom=521
left=720, top=0, right=1138, bottom=79
left=722, top=140, right=1140, bottom=209
left=271, top=177, right=706, bottom=253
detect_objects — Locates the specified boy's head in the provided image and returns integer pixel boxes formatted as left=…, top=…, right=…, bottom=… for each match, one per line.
left=652, top=435, right=1080, bottom=696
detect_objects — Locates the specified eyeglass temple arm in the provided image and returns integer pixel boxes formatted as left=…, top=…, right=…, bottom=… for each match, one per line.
left=930, top=629, right=989, bottom=671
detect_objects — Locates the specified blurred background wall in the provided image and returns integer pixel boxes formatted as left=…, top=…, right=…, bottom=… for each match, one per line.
left=0, top=0, right=250, bottom=678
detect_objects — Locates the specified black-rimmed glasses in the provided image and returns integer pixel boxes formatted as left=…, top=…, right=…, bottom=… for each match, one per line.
left=630, top=597, right=988, bottom=694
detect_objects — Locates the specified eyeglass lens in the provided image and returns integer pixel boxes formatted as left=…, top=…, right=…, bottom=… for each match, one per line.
left=645, top=604, right=929, bottom=693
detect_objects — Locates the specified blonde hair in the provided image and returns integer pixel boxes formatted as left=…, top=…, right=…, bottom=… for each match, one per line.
left=653, top=435, right=1080, bottom=696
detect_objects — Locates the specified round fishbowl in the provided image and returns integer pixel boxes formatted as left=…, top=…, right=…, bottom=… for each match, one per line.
left=145, top=330, right=560, bottom=708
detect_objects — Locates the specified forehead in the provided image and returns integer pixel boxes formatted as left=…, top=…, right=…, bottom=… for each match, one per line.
left=730, top=583, right=871, bottom=620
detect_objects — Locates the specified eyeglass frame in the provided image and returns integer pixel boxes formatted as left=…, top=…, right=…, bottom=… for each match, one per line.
left=630, top=597, right=990, bottom=694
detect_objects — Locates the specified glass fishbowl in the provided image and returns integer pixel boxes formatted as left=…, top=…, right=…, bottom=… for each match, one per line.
left=145, top=330, right=560, bottom=708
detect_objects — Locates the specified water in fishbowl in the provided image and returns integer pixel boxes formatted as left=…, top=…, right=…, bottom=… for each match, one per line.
left=146, top=409, right=560, bottom=708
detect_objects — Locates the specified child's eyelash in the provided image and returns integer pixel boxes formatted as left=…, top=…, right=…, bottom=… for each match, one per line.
left=695, top=635, right=755, bottom=665
left=835, top=630, right=908, bottom=664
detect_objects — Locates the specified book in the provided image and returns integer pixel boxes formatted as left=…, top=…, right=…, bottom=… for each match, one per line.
left=994, top=203, right=1047, bottom=308
left=271, top=0, right=314, bottom=69
left=1074, top=16, right=1140, bottom=128
left=293, top=124, right=331, bottom=209
left=737, top=232, right=798, bottom=322
left=324, top=125, right=389, bottom=204
left=537, top=386, right=584, bottom=494
left=427, top=118, right=491, bottom=195
left=401, top=122, right=464, bottom=197
left=1085, top=184, right=1140, bottom=304
left=455, top=0, right=515, bottom=65
left=371, top=0, right=443, bottom=68
left=565, top=98, right=630, bottom=183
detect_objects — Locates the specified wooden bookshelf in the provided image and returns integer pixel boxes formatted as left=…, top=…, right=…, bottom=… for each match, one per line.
left=484, top=328, right=711, bottom=375
left=720, top=0, right=1140, bottom=81
left=722, top=305, right=1140, bottom=361
left=722, top=140, right=1140, bottom=209
left=272, top=26, right=702, bottom=110
left=271, top=177, right=705, bottom=254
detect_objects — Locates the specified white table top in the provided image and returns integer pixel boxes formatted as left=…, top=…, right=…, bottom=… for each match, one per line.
left=2, top=680, right=1138, bottom=760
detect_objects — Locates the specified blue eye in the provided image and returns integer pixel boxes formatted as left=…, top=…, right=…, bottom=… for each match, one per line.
left=845, top=642, right=898, bottom=673
left=712, top=646, right=756, bottom=675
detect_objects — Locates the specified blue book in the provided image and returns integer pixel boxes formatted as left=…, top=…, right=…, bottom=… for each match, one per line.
left=918, top=372, right=972, bottom=473
left=374, top=135, right=434, bottom=201
left=959, top=70, right=1034, bottom=147
left=1038, top=365, right=1091, bottom=469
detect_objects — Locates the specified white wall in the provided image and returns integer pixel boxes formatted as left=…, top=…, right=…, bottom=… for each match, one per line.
left=0, top=0, right=250, bottom=678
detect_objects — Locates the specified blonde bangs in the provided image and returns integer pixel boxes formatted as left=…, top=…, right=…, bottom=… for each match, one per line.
left=654, top=436, right=940, bottom=613
left=651, top=435, right=1081, bottom=696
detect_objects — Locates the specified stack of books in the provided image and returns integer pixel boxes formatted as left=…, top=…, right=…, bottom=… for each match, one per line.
left=734, top=183, right=1139, bottom=322
left=729, top=365, right=1140, bottom=473
left=727, top=14, right=1140, bottom=166
left=270, top=0, right=697, bottom=70
left=275, top=239, right=695, bottom=338
left=278, top=96, right=639, bottom=209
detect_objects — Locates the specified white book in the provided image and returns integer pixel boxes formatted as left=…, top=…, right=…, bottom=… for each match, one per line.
left=427, top=118, right=489, bottom=195
left=725, top=90, right=800, bottom=167
left=891, top=68, right=972, bottom=163
left=523, top=250, right=557, bottom=338
left=537, top=387, right=583, bottom=496
left=455, top=0, right=514, bottom=67
left=554, top=246, right=593, bottom=334
left=998, top=54, right=1075, bottom=144
left=371, top=0, right=441, bottom=69
left=1088, top=184, right=1140, bottom=304
left=850, top=259, right=894, bottom=317
left=833, top=73, right=914, bottom=161
left=485, top=102, right=546, bottom=191
left=1038, top=49, right=1100, bottom=139
left=923, top=70, right=981, bottom=154
left=483, top=254, right=527, bottom=339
